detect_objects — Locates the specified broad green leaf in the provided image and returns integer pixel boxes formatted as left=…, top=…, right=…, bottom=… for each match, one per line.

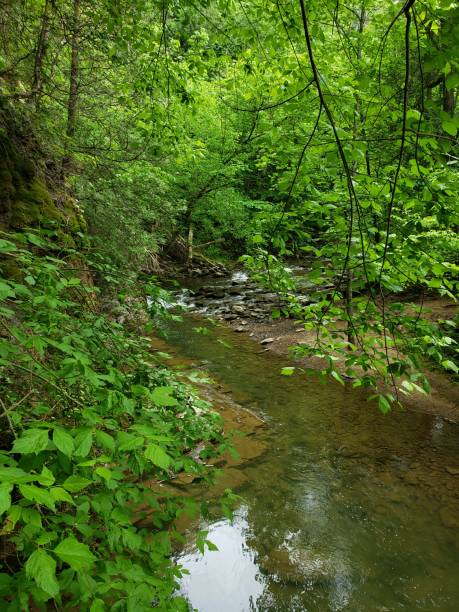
left=74, top=429, right=93, bottom=457
left=12, top=429, right=49, bottom=455
left=0, top=483, right=13, bottom=515
left=90, top=598, right=105, bottom=612
left=117, top=432, right=144, bottom=451
left=280, top=367, right=295, bottom=376
left=0, top=281, right=15, bottom=301
left=62, top=475, right=93, bottom=492
left=144, top=444, right=171, bottom=470
left=95, top=467, right=112, bottom=481
left=22, top=507, right=42, bottom=527
left=18, top=484, right=55, bottom=511
left=378, top=395, right=391, bottom=414
left=442, top=120, right=457, bottom=137
left=95, top=430, right=115, bottom=452
left=446, top=73, right=459, bottom=90
left=6, top=505, right=22, bottom=529
left=0, top=466, right=31, bottom=484
left=37, top=466, right=55, bottom=487
left=54, top=537, right=96, bottom=571
left=53, top=428, right=74, bottom=458
left=50, top=487, right=75, bottom=505
left=151, top=386, right=178, bottom=407
left=442, top=360, right=458, bottom=374
left=26, top=549, right=59, bottom=598
left=0, top=239, right=17, bottom=252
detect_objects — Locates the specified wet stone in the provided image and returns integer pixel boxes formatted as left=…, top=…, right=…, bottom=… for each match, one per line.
left=439, top=506, right=459, bottom=529
left=402, top=471, right=419, bottom=485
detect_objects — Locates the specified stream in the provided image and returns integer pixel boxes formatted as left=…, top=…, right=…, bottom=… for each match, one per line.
left=161, top=275, right=459, bottom=611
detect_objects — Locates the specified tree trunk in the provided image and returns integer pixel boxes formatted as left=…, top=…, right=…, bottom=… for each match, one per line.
left=187, top=221, right=193, bottom=268
left=31, top=0, right=51, bottom=108
left=63, top=0, right=81, bottom=172
left=443, top=81, right=455, bottom=115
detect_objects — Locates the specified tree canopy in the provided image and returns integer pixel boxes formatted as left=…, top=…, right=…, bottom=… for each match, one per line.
left=0, top=0, right=458, bottom=608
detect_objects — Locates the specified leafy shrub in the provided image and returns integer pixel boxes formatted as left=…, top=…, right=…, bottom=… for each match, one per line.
left=0, top=231, right=226, bottom=610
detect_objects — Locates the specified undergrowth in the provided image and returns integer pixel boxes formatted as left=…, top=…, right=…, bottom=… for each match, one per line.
left=0, top=230, right=230, bottom=611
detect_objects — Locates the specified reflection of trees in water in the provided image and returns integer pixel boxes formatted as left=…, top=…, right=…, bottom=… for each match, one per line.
left=169, top=317, right=459, bottom=609
left=237, top=408, right=459, bottom=611
left=240, top=450, right=354, bottom=611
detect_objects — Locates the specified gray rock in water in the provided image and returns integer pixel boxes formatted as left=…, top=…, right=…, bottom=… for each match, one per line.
left=260, top=337, right=275, bottom=345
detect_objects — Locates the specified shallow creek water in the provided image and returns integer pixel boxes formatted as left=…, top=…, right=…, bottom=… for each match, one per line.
left=161, top=314, right=459, bottom=611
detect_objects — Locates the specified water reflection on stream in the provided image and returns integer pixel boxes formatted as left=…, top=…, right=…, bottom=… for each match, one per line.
left=163, top=315, right=459, bottom=611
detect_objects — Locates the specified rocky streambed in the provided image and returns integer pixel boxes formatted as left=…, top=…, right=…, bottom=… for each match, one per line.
left=172, top=267, right=324, bottom=326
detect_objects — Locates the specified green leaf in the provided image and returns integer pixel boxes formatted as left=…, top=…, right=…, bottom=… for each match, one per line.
left=53, top=428, right=74, bottom=458
left=18, top=484, right=55, bottom=511
left=0, top=483, right=13, bottom=515
left=0, top=466, right=31, bottom=484
left=117, top=432, right=144, bottom=451
left=442, top=120, right=457, bottom=136
left=378, top=395, right=391, bottom=414
left=95, top=430, right=115, bottom=452
left=22, top=507, right=42, bottom=527
left=12, top=429, right=49, bottom=455
left=441, top=360, right=458, bottom=374
left=0, top=239, right=17, bottom=253
left=26, top=549, right=59, bottom=598
left=144, top=444, right=171, bottom=470
left=54, top=537, right=96, bottom=571
left=50, top=487, right=75, bottom=505
left=280, top=367, right=295, bottom=376
left=74, top=429, right=93, bottom=457
left=151, top=386, right=178, bottom=407
left=36, top=465, right=55, bottom=487
left=330, top=370, right=344, bottom=385
left=25, top=232, right=48, bottom=247
left=95, top=467, right=112, bottom=481
left=90, top=598, right=105, bottom=612
left=446, top=73, right=459, bottom=90
left=0, top=281, right=15, bottom=301
left=62, top=475, right=93, bottom=492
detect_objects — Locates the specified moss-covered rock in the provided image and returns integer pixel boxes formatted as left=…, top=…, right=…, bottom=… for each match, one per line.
left=0, top=109, right=85, bottom=240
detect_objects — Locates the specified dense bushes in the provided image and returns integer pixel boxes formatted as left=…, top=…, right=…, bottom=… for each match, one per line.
left=0, top=231, right=227, bottom=610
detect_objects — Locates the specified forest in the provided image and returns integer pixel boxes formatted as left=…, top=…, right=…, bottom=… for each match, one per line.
left=0, top=0, right=458, bottom=610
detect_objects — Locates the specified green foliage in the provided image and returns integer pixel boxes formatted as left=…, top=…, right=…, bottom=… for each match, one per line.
left=0, top=231, right=227, bottom=610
